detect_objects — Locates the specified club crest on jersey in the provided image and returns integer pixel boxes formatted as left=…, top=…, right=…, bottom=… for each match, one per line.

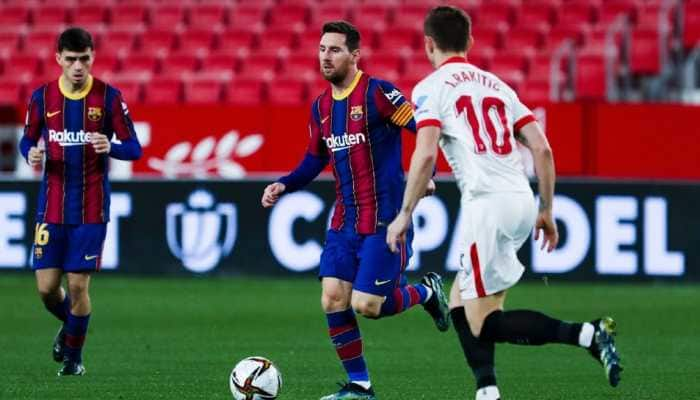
left=87, top=107, right=102, bottom=121
left=350, top=105, right=364, bottom=121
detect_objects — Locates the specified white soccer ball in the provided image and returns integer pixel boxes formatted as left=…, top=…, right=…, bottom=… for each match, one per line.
left=229, top=356, right=282, bottom=400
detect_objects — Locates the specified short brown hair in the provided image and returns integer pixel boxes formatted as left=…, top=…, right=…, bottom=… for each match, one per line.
left=423, top=6, right=471, bottom=52
left=322, top=21, right=361, bottom=52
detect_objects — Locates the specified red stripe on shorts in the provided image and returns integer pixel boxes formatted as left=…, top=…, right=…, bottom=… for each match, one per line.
left=470, top=243, right=487, bottom=297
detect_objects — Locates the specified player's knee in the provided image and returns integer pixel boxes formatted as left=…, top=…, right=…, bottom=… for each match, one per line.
left=67, top=280, right=89, bottom=298
left=351, top=298, right=381, bottom=318
left=37, top=286, right=58, bottom=303
left=321, top=291, right=350, bottom=312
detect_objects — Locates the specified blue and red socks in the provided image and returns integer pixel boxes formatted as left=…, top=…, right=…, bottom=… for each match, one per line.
left=379, top=284, right=431, bottom=317
left=326, top=309, right=370, bottom=385
left=64, top=312, right=90, bottom=364
left=45, top=294, right=71, bottom=323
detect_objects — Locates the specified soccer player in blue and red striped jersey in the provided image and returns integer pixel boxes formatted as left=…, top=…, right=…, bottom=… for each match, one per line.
left=19, top=28, right=142, bottom=376
left=261, top=21, right=450, bottom=400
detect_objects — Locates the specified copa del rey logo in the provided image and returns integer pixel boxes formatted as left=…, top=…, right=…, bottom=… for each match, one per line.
left=148, top=130, right=263, bottom=178
left=166, top=190, right=237, bottom=273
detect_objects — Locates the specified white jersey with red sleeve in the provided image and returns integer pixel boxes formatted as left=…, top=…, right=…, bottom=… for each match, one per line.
left=412, top=56, right=536, bottom=197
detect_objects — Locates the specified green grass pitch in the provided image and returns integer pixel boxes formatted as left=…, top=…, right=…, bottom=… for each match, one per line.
left=1, top=275, right=698, bottom=399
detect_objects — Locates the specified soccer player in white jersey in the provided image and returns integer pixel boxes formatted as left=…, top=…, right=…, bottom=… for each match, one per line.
left=386, top=6, right=622, bottom=400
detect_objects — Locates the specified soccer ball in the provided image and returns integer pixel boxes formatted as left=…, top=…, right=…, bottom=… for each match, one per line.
left=229, top=356, right=282, bottom=400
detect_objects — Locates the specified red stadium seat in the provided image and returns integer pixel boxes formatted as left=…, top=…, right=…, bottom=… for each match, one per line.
left=471, top=23, right=507, bottom=49
left=557, top=2, right=596, bottom=27
left=268, top=78, right=308, bottom=106
left=629, top=27, right=661, bottom=74
left=312, top=4, right=352, bottom=24
left=237, top=54, right=280, bottom=81
left=0, top=80, right=25, bottom=105
left=575, top=52, right=606, bottom=99
left=683, top=9, right=700, bottom=49
left=505, top=25, right=547, bottom=52
left=218, top=28, right=258, bottom=52
left=91, top=54, right=119, bottom=79
left=519, top=78, right=551, bottom=104
left=516, top=0, right=559, bottom=27
left=150, top=5, right=187, bottom=30
left=110, top=5, right=149, bottom=26
left=268, top=5, right=309, bottom=31
left=280, top=57, right=318, bottom=82
left=258, top=28, right=298, bottom=50
left=468, top=45, right=495, bottom=69
left=98, top=29, right=139, bottom=57
left=119, top=54, right=159, bottom=77
left=0, top=54, right=40, bottom=83
left=491, top=51, right=532, bottom=75
left=0, top=6, right=30, bottom=26
left=298, top=30, right=322, bottom=54
left=229, top=5, right=269, bottom=30
left=25, top=29, right=62, bottom=57
left=450, top=0, right=483, bottom=14
left=140, top=30, right=177, bottom=56
left=403, top=61, right=435, bottom=83
left=365, top=54, right=404, bottom=77
left=544, top=25, right=589, bottom=51
left=377, top=27, right=419, bottom=52
left=178, top=29, right=217, bottom=54
left=160, top=54, right=200, bottom=78
left=475, top=3, right=516, bottom=26
left=598, top=0, right=638, bottom=26
left=32, top=5, right=69, bottom=26
left=391, top=9, right=429, bottom=29
left=490, top=67, right=525, bottom=91
left=183, top=79, right=223, bottom=104
left=143, top=78, right=182, bottom=104
left=189, top=4, right=228, bottom=29
left=0, top=31, right=23, bottom=58
left=352, top=4, right=393, bottom=29
left=105, top=77, right=142, bottom=104
left=224, top=79, right=266, bottom=105
left=73, top=5, right=107, bottom=25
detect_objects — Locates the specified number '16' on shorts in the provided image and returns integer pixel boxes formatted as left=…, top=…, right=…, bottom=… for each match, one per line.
left=32, top=223, right=107, bottom=272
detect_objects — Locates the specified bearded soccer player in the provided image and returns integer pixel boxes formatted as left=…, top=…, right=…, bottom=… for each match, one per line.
left=19, top=27, right=142, bottom=376
left=261, top=21, right=449, bottom=400
left=387, top=7, right=622, bottom=400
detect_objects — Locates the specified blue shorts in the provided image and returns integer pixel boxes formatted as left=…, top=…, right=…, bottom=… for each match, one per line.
left=31, top=223, right=107, bottom=272
left=319, top=227, right=413, bottom=297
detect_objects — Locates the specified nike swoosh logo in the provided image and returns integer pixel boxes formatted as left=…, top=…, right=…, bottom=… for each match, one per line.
left=84, top=255, right=98, bottom=260
left=375, top=279, right=392, bottom=286
left=46, top=111, right=61, bottom=118
left=321, top=116, right=329, bottom=124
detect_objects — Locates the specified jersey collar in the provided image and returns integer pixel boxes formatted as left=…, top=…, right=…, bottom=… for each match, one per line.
left=439, top=56, right=469, bottom=67
left=59, top=75, right=93, bottom=100
left=332, top=70, right=363, bottom=100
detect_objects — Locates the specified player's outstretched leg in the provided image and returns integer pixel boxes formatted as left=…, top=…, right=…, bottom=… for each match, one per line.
left=420, top=272, right=450, bottom=331
left=322, top=309, right=375, bottom=399
left=588, top=317, right=623, bottom=387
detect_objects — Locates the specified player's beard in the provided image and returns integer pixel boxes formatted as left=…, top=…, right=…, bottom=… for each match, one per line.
left=321, top=62, right=349, bottom=85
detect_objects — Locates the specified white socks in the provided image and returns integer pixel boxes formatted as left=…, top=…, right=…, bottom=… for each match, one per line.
left=352, top=380, right=371, bottom=390
left=475, top=385, right=501, bottom=400
left=579, top=322, right=595, bottom=348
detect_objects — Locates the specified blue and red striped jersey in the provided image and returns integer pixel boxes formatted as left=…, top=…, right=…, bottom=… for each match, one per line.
left=282, top=71, right=416, bottom=234
left=20, top=75, right=141, bottom=224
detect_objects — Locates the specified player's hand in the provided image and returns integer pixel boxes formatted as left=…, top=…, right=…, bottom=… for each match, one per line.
left=423, top=179, right=436, bottom=197
left=386, top=211, right=411, bottom=253
left=534, top=210, right=559, bottom=252
left=28, top=146, right=45, bottom=167
left=261, top=182, right=286, bottom=208
left=90, top=132, right=111, bottom=154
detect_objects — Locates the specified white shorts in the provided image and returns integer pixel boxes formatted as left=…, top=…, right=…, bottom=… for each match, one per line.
left=457, top=192, right=537, bottom=300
